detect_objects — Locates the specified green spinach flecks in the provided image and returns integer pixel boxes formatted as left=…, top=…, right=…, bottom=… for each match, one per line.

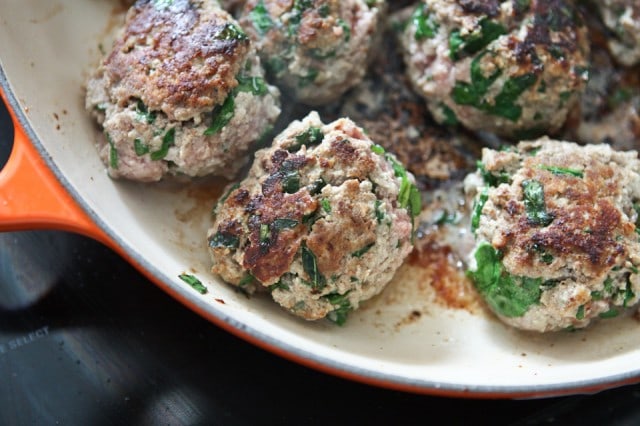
left=134, top=138, right=149, bottom=156
left=288, top=127, right=324, bottom=152
left=449, top=18, right=506, bottom=60
left=324, top=292, right=352, bottom=326
left=302, top=244, right=326, bottom=290
left=576, top=304, right=585, bottom=320
left=452, top=52, right=537, bottom=121
left=136, top=100, right=157, bottom=124
left=209, top=231, right=240, bottom=249
left=539, top=165, right=584, bottom=178
left=477, top=161, right=510, bottom=186
left=105, top=132, right=118, bottom=169
left=522, top=179, right=554, bottom=226
left=412, top=4, right=438, bottom=40
left=471, top=187, right=489, bottom=233
left=215, top=23, right=248, bottom=42
left=236, top=75, right=269, bottom=96
left=352, top=242, right=374, bottom=258
left=179, top=273, right=208, bottom=294
left=468, top=243, right=542, bottom=317
left=249, top=0, right=274, bottom=35
left=440, top=102, right=458, bottom=125
left=204, top=95, right=235, bottom=135
left=150, top=127, right=175, bottom=160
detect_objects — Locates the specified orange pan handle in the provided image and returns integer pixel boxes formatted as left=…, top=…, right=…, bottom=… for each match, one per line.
left=0, top=90, right=111, bottom=246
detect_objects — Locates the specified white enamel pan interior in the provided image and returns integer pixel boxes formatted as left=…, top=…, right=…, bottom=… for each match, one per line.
left=1, top=0, right=640, bottom=398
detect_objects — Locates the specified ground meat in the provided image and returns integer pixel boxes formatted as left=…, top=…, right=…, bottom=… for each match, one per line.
left=85, top=0, right=281, bottom=181
left=238, top=0, right=386, bottom=106
left=398, top=0, right=590, bottom=140
left=592, top=0, right=640, bottom=67
left=464, top=138, right=640, bottom=332
left=207, top=111, right=418, bottom=323
left=318, top=18, right=480, bottom=189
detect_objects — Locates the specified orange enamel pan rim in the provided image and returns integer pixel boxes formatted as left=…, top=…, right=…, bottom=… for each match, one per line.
left=1, top=72, right=639, bottom=399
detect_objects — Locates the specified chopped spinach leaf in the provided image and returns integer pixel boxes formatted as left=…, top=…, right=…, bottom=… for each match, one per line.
left=215, top=23, right=248, bottom=42
left=449, top=18, right=506, bottom=60
left=623, top=280, right=635, bottom=307
left=238, top=273, right=256, bottom=288
left=281, top=169, right=301, bottom=193
left=302, top=244, right=326, bottom=290
left=440, top=102, right=459, bottom=125
left=371, top=144, right=385, bottom=155
left=471, top=187, right=489, bottom=233
left=105, top=132, right=118, bottom=169
left=136, top=100, right=157, bottom=124
left=265, top=57, right=286, bottom=77
left=150, top=127, right=175, bottom=160
left=288, top=127, right=324, bottom=151
left=412, top=4, right=438, bottom=40
left=539, top=165, right=584, bottom=178
left=477, top=161, right=510, bottom=186
left=352, top=242, right=374, bottom=258
left=204, top=95, right=235, bottom=135
left=209, top=231, right=240, bottom=249
left=452, top=53, right=502, bottom=106
left=468, top=243, right=542, bottom=317
left=599, top=308, right=619, bottom=319
left=249, top=0, right=274, bottom=35
left=272, top=218, right=299, bottom=231
left=235, top=75, right=269, bottom=96
left=259, top=223, right=270, bottom=243
left=134, top=138, right=149, bottom=156
left=307, top=178, right=326, bottom=195
left=374, top=199, right=385, bottom=223
left=179, top=273, right=208, bottom=294
left=269, top=280, right=290, bottom=292
left=324, top=292, right=352, bottom=326
left=489, top=73, right=538, bottom=121
left=338, top=18, right=351, bottom=42
left=298, top=68, right=319, bottom=87
left=576, top=304, right=585, bottom=320
left=522, top=179, right=554, bottom=226
left=320, top=198, right=331, bottom=213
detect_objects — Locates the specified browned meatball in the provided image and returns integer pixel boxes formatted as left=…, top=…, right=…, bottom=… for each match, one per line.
left=399, top=0, right=590, bottom=139
left=465, top=138, right=640, bottom=332
left=238, top=0, right=386, bottom=105
left=207, top=111, right=418, bottom=323
left=85, top=0, right=281, bottom=181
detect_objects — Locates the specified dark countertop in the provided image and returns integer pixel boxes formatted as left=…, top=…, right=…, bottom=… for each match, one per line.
left=1, top=98, right=640, bottom=426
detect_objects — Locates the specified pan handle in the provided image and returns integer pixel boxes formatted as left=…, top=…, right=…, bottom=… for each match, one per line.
left=0, top=95, right=110, bottom=245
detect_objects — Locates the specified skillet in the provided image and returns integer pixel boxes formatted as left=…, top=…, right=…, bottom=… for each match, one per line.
left=1, top=0, right=640, bottom=398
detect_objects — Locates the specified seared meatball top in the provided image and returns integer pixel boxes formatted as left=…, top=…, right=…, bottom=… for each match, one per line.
left=101, top=0, right=251, bottom=121
left=400, top=0, right=590, bottom=139
left=238, top=0, right=385, bottom=105
left=469, top=138, right=640, bottom=285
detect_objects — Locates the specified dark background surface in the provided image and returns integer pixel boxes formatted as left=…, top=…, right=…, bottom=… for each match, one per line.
left=2, top=98, right=640, bottom=426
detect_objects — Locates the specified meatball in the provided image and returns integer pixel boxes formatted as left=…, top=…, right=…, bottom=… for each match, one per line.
left=319, top=19, right=479, bottom=188
left=465, top=138, right=640, bottom=332
left=85, top=0, right=281, bottom=182
left=398, top=0, right=590, bottom=139
left=207, top=111, right=419, bottom=323
left=238, top=0, right=385, bottom=106
left=592, top=0, right=640, bottom=67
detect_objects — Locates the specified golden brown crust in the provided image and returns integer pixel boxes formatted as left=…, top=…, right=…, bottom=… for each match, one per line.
left=103, top=0, right=250, bottom=119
